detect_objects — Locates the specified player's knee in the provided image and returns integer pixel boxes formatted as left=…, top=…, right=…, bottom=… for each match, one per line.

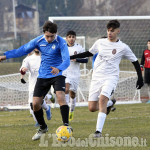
left=88, top=105, right=96, bottom=112
left=32, top=101, right=40, bottom=111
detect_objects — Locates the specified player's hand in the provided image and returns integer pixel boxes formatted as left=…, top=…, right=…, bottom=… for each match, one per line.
left=136, top=78, right=144, bottom=89
left=20, top=67, right=28, bottom=75
left=50, top=67, right=60, bottom=75
left=140, top=65, right=144, bottom=71
left=0, top=56, right=6, bottom=62
left=21, top=78, right=26, bottom=84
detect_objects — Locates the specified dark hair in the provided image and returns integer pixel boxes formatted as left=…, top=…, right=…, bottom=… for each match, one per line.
left=107, top=20, right=120, bottom=29
left=43, top=21, right=57, bottom=33
left=66, top=30, right=76, bottom=36
left=148, top=40, right=150, bottom=42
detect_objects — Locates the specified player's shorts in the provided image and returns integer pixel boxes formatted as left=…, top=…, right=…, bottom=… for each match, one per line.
left=88, top=77, right=118, bottom=101
left=65, top=77, right=79, bottom=93
left=33, top=75, right=66, bottom=97
left=144, top=68, right=150, bottom=84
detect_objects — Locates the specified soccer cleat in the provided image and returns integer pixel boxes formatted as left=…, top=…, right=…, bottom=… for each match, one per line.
left=46, top=105, right=52, bottom=120
left=35, top=122, right=40, bottom=127
left=69, top=111, right=74, bottom=122
left=93, top=131, right=102, bottom=138
left=50, top=95, right=55, bottom=103
left=63, top=124, right=73, bottom=132
left=32, top=127, right=48, bottom=141
left=106, top=99, right=116, bottom=115
left=111, top=107, right=116, bottom=111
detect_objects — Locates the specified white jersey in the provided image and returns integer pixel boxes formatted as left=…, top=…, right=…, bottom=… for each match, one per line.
left=20, top=53, right=41, bottom=92
left=63, top=43, right=85, bottom=79
left=89, top=38, right=137, bottom=80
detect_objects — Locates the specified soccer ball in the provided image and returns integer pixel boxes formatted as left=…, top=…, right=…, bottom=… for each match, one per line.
left=56, top=126, right=72, bottom=142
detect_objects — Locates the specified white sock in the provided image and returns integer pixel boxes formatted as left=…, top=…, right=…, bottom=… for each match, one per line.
left=29, top=107, right=38, bottom=123
left=70, top=97, right=76, bottom=112
left=65, top=94, right=70, bottom=104
left=107, top=99, right=113, bottom=107
left=42, top=100, right=49, bottom=111
left=96, top=112, right=106, bottom=133
left=45, top=94, right=52, bottom=100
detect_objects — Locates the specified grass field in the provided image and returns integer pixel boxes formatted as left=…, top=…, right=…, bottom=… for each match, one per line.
left=0, top=103, right=150, bottom=150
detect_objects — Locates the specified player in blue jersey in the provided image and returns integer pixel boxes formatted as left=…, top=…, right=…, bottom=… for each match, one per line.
left=0, top=21, right=70, bottom=141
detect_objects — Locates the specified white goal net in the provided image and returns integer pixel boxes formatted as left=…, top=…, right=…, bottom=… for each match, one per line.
left=0, top=16, right=149, bottom=109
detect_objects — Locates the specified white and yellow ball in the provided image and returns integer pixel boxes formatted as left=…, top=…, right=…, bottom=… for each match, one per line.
left=56, top=126, right=72, bottom=142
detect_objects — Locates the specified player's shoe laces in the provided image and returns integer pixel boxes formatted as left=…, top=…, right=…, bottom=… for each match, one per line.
left=93, top=131, right=102, bottom=138
left=50, top=95, right=55, bottom=103
left=107, top=99, right=116, bottom=115
left=69, top=111, right=74, bottom=122
left=32, top=127, right=48, bottom=141
left=46, top=105, right=51, bottom=120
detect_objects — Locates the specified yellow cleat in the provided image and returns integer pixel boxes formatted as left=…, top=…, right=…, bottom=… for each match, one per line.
left=69, top=111, right=74, bottom=122
left=50, top=95, right=55, bottom=103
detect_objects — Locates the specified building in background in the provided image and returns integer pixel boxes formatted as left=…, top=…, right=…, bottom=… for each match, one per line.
left=3, top=4, right=39, bottom=39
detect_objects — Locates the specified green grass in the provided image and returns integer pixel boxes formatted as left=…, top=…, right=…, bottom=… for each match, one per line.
left=0, top=103, right=150, bottom=150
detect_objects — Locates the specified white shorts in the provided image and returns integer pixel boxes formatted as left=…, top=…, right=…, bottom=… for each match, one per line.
left=65, top=77, right=79, bottom=93
left=88, top=78, right=118, bottom=101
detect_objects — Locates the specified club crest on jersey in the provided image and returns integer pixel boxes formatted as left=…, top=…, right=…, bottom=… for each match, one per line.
left=74, top=51, right=77, bottom=55
left=112, top=49, right=116, bottom=55
left=52, top=44, right=56, bottom=49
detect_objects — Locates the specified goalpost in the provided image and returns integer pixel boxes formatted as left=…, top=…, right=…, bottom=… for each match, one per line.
left=0, top=16, right=150, bottom=109
left=49, top=16, right=150, bottom=105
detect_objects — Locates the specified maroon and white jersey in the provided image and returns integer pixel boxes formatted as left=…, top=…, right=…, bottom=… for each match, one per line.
left=141, top=49, right=150, bottom=68
left=63, top=43, right=85, bottom=79
left=89, top=38, right=137, bottom=79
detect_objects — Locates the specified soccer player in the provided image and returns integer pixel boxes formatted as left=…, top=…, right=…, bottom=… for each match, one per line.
left=20, top=49, right=53, bottom=126
left=63, top=30, right=88, bottom=121
left=0, top=21, right=70, bottom=141
left=141, top=40, right=150, bottom=100
left=70, top=20, right=144, bottom=137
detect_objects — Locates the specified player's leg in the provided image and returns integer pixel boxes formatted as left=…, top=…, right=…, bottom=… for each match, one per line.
left=65, top=82, right=70, bottom=104
left=106, top=99, right=116, bottom=115
left=54, top=76, right=69, bottom=126
left=28, top=91, right=39, bottom=126
left=32, top=78, right=51, bottom=140
left=41, top=99, right=51, bottom=120
left=94, top=94, right=108, bottom=137
left=88, top=79, right=117, bottom=137
left=69, top=90, right=76, bottom=121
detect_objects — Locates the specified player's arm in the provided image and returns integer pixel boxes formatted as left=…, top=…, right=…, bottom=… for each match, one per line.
left=132, top=60, right=144, bottom=89
left=53, top=42, right=70, bottom=74
left=70, top=51, right=93, bottom=59
left=140, top=51, right=145, bottom=71
left=124, top=45, right=144, bottom=89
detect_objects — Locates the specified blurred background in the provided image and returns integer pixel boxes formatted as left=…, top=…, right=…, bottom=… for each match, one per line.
left=0, top=0, right=150, bottom=74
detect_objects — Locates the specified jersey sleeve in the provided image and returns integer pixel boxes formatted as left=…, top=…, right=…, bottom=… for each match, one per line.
left=20, top=57, right=29, bottom=71
left=89, top=40, right=100, bottom=55
left=57, top=42, right=70, bottom=71
left=123, top=45, right=137, bottom=62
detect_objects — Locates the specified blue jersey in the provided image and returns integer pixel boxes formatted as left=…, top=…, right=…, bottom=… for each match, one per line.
left=4, top=35, right=70, bottom=78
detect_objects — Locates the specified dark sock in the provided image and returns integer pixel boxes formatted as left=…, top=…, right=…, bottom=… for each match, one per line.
left=34, top=108, right=47, bottom=129
left=60, top=105, right=69, bottom=126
